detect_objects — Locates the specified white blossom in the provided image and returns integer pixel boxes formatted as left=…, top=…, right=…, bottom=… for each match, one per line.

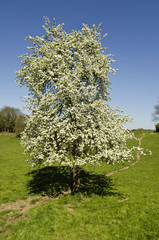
left=16, top=18, right=144, bottom=168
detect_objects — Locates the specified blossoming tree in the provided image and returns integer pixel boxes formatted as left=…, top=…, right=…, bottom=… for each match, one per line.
left=16, top=18, right=136, bottom=193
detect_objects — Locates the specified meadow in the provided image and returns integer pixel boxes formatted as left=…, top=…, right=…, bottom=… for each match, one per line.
left=0, top=131, right=159, bottom=239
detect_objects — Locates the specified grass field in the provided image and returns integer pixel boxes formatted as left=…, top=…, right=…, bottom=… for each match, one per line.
left=0, top=131, right=159, bottom=239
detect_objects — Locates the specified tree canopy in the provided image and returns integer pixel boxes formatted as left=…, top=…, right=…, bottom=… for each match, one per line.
left=152, top=99, right=159, bottom=122
left=0, top=106, right=21, bottom=132
left=14, top=114, right=27, bottom=136
left=16, top=18, right=138, bottom=192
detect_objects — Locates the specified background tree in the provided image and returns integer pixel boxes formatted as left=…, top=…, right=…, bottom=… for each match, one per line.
left=14, top=114, right=27, bottom=136
left=0, top=106, right=21, bottom=132
left=0, top=112, right=5, bottom=132
left=152, top=99, right=159, bottom=122
left=16, top=18, right=138, bottom=193
left=155, top=123, right=159, bottom=132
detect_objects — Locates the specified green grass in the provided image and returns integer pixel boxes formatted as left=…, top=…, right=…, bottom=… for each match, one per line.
left=0, top=132, right=159, bottom=239
left=0, top=135, right=35, bottom=203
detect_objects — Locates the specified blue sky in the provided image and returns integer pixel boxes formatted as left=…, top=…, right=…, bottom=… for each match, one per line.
left=0, top=0, right=159, bottom=129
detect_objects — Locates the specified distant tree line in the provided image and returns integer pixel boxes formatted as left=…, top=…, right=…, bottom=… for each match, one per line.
left=0, top=106, right=26, bottom=136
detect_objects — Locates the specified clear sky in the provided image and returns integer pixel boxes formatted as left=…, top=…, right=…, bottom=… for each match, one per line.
left=0, top=0, right=158, bottom=129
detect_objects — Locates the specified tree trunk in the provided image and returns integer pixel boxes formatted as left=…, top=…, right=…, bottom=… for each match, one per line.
left=72, top=165, right=80, bottom=194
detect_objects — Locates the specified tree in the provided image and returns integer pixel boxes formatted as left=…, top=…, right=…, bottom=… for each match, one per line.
left=0, top=112, right=5, bottom=132
left=14, top=114, right=27, bottom=136
left=0, top=106, right=21, bottom=132
left=16, top=18, right=138, bottom=193
left=152, top=99, right=159, bottom=122
left=155, top=123, right=159, bottom=132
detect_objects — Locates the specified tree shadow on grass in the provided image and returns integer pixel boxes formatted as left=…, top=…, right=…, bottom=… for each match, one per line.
left=26, top=166, right=123, bottom=198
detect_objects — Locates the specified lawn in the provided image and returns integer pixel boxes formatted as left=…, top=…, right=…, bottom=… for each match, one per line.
left=0, top=131, right=159, bottom=239
left=0, top=135, right=32, bottom=204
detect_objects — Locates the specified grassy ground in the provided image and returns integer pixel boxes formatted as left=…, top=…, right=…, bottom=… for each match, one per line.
left=0, top=131, right=159, bottom=239
left=0, top=135, right=30, bottom=204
